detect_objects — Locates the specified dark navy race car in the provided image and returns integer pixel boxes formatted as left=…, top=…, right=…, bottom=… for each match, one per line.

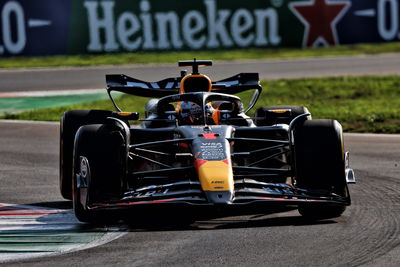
left=59, top=60, right=355, bottom=223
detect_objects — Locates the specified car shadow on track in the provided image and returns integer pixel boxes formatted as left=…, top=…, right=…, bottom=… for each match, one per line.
left=26, top=201, right=338, bottom=231
left=120, top=206, right=338, bottom=231
left=27, top=201, right=72, bottom=210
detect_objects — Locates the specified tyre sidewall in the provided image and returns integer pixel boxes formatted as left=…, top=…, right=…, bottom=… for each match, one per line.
left=72, top=122, right=126, bottom=223
left=294, top=119, right=348, bottom=219
left=60, top=110, right=112, bottom=200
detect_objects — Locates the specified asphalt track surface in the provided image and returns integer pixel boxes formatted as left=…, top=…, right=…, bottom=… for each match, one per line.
left=1, top=120, right=400, bottom=266
left=1, top=55, right=400, bottom=266
left=1, top=54, right=400, bottom=92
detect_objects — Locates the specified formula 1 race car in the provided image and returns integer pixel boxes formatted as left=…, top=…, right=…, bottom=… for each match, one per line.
left=60, top=60, right=355, bottom=223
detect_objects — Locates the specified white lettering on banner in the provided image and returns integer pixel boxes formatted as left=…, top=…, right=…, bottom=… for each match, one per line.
left=231, top=9, right=254, bottom=47
left=378, top=0, right=399, bottom=40
left=84, top=1, right=118, bottom=51
left=182, top=11, right=206, bottom=49
left=140, top=0, right=155, bottom=49
left=204, top=0, right=233, bottom=48
left=117, top=12, right=142, bottom=51
left=1, top=1, right=26, bottom=54
left=254, top=8, right=281, bottom=45
left=83, top=0, right=282, bottom=52
left=155, top=12, right=183, bottom=49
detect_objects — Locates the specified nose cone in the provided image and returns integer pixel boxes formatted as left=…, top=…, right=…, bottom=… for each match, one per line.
left=204, top=190, right=234, bottom=204
left=195, top=160, right=234, bottom=191
left=195, top=159, right=234, bottom=204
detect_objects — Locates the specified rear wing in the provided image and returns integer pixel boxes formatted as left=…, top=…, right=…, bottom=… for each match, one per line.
left=106, top=73, right=262, bottom=113
left=106, top=73, right=262, bottom=97
left=106, top=75, right=180, bottom=97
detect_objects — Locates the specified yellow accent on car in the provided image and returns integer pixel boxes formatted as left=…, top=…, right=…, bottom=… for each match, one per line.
left=196, top=160, right=234, bottom=191
left=117, top=112, right=133, bottom=116
left=270, top=109, right=290, bottom=114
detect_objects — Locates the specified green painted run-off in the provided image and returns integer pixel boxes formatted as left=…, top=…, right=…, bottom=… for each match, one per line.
left=0, top=93, right=108, bottom=113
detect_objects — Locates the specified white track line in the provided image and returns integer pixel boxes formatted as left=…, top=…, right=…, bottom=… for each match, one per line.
left=0, top=203, right=126, bottom=263
left=0, top=120, right=59, bottom=125
left=345, top=133, right=400, bottom=138
left=0, top=89, right=104, bottom=98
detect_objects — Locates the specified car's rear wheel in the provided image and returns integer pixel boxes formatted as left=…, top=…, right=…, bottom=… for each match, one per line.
left=73, top=123, right=126, bottom=223
left=60, top=110, right=112, bottom=200
left=293, top=119, right=349, bottom=219
left=254, top=105, right=311, bottom=126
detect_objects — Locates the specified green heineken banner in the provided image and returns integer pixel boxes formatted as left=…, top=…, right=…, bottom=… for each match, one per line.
left=1, top=0, right=400, bottom=57
left=68, top=0, right=297, bottom=53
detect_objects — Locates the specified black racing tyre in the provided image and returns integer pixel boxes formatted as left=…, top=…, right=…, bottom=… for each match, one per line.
left=255, top=106, right=311, bottom=126
left=294, top=119, right=349, bottom=219
left=73, top=125, right=100, bottom=223
left=60, top=110, right=112, bottom=200
left=72, top=123, right=126, bottom=223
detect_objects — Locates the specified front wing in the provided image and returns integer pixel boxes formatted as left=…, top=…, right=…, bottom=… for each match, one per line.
left=87, top=182, right=350, bottom=211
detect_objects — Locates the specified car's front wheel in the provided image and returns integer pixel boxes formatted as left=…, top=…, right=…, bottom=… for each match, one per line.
left=60, top=110, right=113, bottom=200
left=72, top=123, right=126, bottom=223
left=293, top=119, right=349, bottom=219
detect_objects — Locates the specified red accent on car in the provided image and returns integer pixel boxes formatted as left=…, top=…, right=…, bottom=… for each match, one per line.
left=259, top=196, right=327, bottom=202
left=179, top=142, right=189, bottom=148
left=194, top=159, right=208, bottom=168
left=202, top=133, right=217, bottom=139
left=91, top=198, right=179, bottom=208
left=221, top=159, right=231, bottom=165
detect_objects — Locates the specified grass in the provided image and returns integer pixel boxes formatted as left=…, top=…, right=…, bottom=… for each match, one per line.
left=1, top=43, right=400, bottom=68
left=259, top=76, right=400, bottom=133
left=2, top=75, right=399, bottom=133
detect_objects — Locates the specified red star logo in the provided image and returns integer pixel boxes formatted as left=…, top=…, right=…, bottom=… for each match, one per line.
left=289, top=0, right=350, bottom=47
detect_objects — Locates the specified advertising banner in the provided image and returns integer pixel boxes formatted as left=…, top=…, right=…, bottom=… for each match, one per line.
left=0, top=0, right=71, bottom=56
left=1, top=0, right=399, bottom=57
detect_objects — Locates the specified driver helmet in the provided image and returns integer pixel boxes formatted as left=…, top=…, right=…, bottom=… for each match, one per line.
left=179, top=101, right=203, bottom=124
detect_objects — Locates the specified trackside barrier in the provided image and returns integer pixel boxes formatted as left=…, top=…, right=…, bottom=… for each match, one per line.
left=1, top=0, right=399, bottom=57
